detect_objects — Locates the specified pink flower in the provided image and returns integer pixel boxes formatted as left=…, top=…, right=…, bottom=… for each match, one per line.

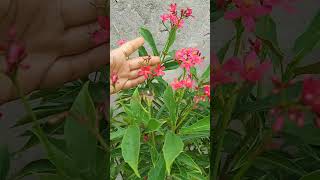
left=182, top=77, right=193, bottom=88
left=249, top=38, right=262, bottom=54
left=212, top=52, right=240, bottom=87
left=288, top=108, right=305, bottom=127
left=239, top=51, right=271, bottom=83
left=185, top=8, right=193, bottom=17
left=160, top=14, right=170, bottom=22
left=153, top=64, right=165, bottom=76
left=138, top=66, right=152, bottom=79
left=224, top=0, right=271, bottom=31
left=91, top=16, right=109, bottom=45
left=117, top=39, right=126, bottom=46
left=111, top=72, right=119, bottom=85
left=169, top=3, right=177, bottom=14
left=175, top=48, right=204, bottom=71
left=171, top=78, right=184, bottom=90
left=0, top=26, right=28, bottom=76
left=203, top=85, right=210, bottom=97
left=301, top=77, right=320, bottom=107
left=272, top=115, right=285, bottom=133
left=194, top=95, right=206, bottom=103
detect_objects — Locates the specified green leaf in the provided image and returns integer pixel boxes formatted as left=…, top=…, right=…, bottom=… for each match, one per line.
left=12, top=159, right=56, bottom=180
left=139, top=28, right=159, bottom=56
left=138, top=46, right=148, bottom=57
left=180, top=116, right=209, bottom=135
left=163, top=86, right=177, bottom=126
left=293, top=10, right=320, bottom=61
left=110, top=127, right=125, bottom=141
left=146, top=118, right=163, bottom=133
left=163, top=60, right=179, bottom=71
left=217, top=37, right=234, bottom=62
left=200, top=65, right=210, bottom=82
left=148, top=155, right=166, bottom=180
left=163, top=131, right=184, bottom=175
left=177, top=153, right=202, bottom=174
left=163, top=27, right=177, bottom=54
left=130, top=88, right=149, bottom=126
left=294, top=61, right=320, bottom=75
left=64, top=82, right=97, bottom=175
left=31, top=129, right=79, bottom=178
left=255, top=15, right=283, bottom=63
left=38, top=174, right=72, bottom=180
left=121, top=125, right=141, bottom=178
left=0, top=144, right=10, bottom=180
left=256, top=152, right=307, bottom=176
left=299, top=170, right=320, bottom=180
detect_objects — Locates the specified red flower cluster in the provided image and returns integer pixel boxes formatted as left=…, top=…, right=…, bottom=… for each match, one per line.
left=301, top=77, right=320, bottom=127
left=212, top=50, right=271, bottom=87
left=0, top=26, right=28, bottom=76
left=138, top=64, right=166, bottom=79
left=175, top=48, right=204, bottom=72
left=224, top=0, right=296, bottom=32
left=160, top=3, right=193, bottom=29
left=170, top=77, right=194, bottom=90
left=91, top=16, right=109, bottom=45
left=224, top=0, right=271, bottom=32
left=193, top=84, right=211, bottom=103
left=269, top=77, right=320, bottom=132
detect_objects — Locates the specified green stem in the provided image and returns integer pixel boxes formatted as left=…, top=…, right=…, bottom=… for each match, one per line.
left=212, top=94, right=238, bottom=180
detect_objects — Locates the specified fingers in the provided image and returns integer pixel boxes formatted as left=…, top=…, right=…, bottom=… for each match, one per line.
left=118, top=37, right=144, bottom=57
left=40, top=45, right=107, bottom=88
left=61, top=0, right=98, bottom=28
left=129, top=56, right=160, bottom=70
left=123, top=76, right=146, bottom=90
left=61, top=22, right=103, bottom=56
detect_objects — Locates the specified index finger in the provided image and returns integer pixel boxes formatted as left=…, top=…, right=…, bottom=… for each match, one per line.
left=118, top=37, right=144, bottom=57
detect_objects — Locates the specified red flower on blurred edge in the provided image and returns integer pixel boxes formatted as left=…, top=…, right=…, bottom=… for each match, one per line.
left=138, top=66, right=152, bottom=79
left=224, top=0, right=271, bottom=32
left=203, top=85, right=210, bottom=97
left=212, top=53, right=240, bottom=87
left=117, top=39, right=126, bottom=46
left=239, top=51, right=271, bottom=83
left=111, top=72, right=119, bottom=86
left=0, top=26, right=28, bottom=76
left=153, top=64, right=165, bottom=77
left=301, top=77, right=320, bottom=126
left=91, top=16, right=109, bottom=45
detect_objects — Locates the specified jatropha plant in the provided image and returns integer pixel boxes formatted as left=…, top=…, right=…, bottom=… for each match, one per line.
left=0, top=3, right=109, bottom=180
left=111, top=3, right=210, bottom=180
left=212, top=0, right=320, bottom=179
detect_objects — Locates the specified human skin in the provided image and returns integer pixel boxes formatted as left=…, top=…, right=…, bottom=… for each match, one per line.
left=0, top=0, right=107, bottom=104
left=110, top=37, right=160, bottom=94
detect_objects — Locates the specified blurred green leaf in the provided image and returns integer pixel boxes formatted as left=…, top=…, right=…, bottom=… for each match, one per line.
left=0, top=144, right=10, bottom=180
left=177, top=153, right=202, bottom=174
left=293, top=10, right=320, bottom=62
left=163, top=86, right=177, bottom=126
left=12, top=159, right=55, bottom=180
left=180, top=116, right=209, bottom=135
left=163, top=60, right=179, bottom=71
left=163, top=27, right=177, bottom=54
left=299, top=170, right=320, bottom=180
left=138, top=46, right=148, bottom=56
left=294, top=61, right=320, bottom=76
left=163, top=131, right=184, bottom=175
left=64, top=82, right=97, bottom=175
left=148, top=155, right=166, bottom=180
left=121, top=125, right=141, bottom=178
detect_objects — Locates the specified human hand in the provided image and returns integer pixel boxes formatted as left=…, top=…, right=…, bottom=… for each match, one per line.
left=0, top=0, right=107, bottom=104
left=110, top=37, right=160, bottom=94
